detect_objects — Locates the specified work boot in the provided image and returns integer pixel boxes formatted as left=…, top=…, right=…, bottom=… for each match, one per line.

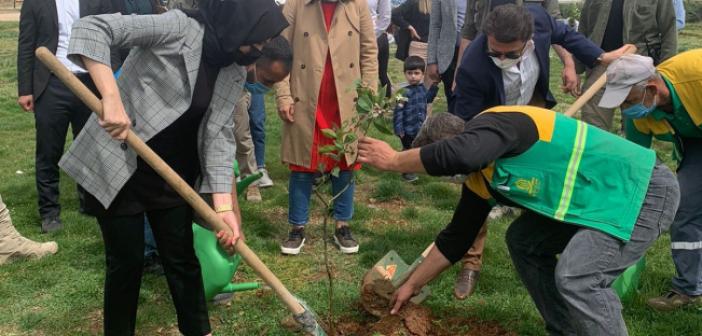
left=41, top=217, right=63, bottom=234
left=333, top=225, right=359, bottom=254
left=647, top=290, right=702, bottom=311
left=281, top=226, right=305, bottom=255
left=246, top=185, right=262, bottom=202
left=257, top=168, right=274, bottom=188
left=454, top=268, right=480, bottom=300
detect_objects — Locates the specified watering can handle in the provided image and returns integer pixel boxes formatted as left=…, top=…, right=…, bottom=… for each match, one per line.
left=392, top=243, right=435, bottom=288
left=35, top=47, right=307, bottom=316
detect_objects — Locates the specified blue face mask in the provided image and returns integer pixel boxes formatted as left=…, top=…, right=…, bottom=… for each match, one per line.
left=622, top=89, right=657, bottom=119
left=245, top=81, right=270, bottom=95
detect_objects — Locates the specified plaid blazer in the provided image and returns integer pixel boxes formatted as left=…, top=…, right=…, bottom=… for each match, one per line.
left=59, top=10, right=244, bottom=208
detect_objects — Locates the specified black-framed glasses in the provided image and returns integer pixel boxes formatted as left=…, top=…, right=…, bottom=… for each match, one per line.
left=486, top=42, right=528, bottom=60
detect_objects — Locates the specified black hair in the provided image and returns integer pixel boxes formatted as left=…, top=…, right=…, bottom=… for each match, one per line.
left=257, top=35, right=293, bottom=73
left=483, top=4, right=533, bottom=43
left=404, top=55, right=426, bottom=72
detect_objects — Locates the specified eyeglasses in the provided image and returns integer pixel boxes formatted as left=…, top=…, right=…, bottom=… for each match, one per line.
left=486, top=42, right=528, bottom=60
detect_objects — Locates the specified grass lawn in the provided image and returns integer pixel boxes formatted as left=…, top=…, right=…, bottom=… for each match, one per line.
left=1, top=20, right=702, bottom=335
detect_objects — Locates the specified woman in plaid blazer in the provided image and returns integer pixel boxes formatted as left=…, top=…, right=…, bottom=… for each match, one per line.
left=59, top=0, right=289, bottom=334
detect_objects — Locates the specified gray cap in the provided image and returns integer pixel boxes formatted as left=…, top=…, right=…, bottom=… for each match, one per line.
left=599, top=54, right=656, bottom=109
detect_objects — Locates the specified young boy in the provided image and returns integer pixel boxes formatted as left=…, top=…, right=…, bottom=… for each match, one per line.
left=393, top=56, right=438, bottom=182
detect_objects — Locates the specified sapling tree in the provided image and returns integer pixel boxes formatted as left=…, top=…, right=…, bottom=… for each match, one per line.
left=311, top=81, right=406, bottom=333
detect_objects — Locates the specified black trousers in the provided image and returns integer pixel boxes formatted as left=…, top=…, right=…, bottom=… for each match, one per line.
left=441, top=46, right=459, bottom=114
left=400, top=134, right=416, bottom=151
left=97, top=206, right=210, bottom=336
left=33, top=74, right=95, bottom=220
left=377, top=33, right=392, bottom=97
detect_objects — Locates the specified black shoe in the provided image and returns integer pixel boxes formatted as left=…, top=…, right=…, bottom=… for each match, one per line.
left=402, top=173, right=418, bottom=182
left=41, top=217, right=63, bottom=233
left=280, top=226, right=305, bottom=255
left=333, top=226, right=359, bottom=254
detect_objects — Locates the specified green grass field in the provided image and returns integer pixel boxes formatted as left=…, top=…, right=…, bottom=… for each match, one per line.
left=1, top=21, right=701, bottom=335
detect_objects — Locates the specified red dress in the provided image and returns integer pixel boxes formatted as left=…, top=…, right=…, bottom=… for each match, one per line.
left=289, top=2, right=360, bottom=173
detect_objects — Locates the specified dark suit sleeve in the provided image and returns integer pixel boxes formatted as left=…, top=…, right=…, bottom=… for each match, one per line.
left=391, top=0, right=412, bottom=30
left=452, top=50, right=491, bottom=121
left=543, top=7, right=602, bottom=69
left=17, top=0, right=36, bottom=96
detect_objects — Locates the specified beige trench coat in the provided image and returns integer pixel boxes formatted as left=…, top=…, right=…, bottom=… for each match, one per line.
left=275, top=0, right=378, bottom=167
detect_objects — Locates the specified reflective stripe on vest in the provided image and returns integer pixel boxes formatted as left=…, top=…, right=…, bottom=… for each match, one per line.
left=555, top=120, right=587, bottom=220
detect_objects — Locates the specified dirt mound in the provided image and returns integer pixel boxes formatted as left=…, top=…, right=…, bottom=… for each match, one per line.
left=338, top=278, right=515, bottom=336
left=334, top=314, right=515, bottom=336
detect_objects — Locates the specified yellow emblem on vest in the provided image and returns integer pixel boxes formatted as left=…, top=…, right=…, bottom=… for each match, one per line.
left=514, top=177, right=540, bottom=197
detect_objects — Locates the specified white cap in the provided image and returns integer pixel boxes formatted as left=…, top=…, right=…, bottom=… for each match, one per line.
left=599, top=54, right=656, bottom=109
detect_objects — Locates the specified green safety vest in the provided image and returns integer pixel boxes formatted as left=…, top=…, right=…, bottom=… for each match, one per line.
left=466, top=106, right=656, bottom=241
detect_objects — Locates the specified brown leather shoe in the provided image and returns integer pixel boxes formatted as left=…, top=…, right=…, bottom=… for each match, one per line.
left=454, top=268, right=480, bottom=300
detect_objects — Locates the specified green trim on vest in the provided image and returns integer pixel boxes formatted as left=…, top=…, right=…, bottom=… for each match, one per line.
left=484, top=107, right=656, bottom=241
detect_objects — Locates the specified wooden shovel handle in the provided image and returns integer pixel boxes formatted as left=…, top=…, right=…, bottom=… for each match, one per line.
left=564, top=45, right=638, bottom=117
left=35, top=47, right=305, bottom=316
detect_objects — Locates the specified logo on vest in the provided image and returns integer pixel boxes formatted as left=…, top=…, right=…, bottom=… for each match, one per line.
left=514, top=177, right=540, bottom=197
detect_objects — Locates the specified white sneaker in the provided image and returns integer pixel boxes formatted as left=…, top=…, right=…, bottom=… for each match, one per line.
left=257, top=168, right=274, bottom=188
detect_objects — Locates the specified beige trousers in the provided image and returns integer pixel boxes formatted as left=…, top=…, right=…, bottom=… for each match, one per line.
left=461, top=221, right=488, bottom=271
left=234, top=91, right=258, bottom=177
left=0, top=194, right=56, bottom=264
left=580, top=63, right=617, bottom=131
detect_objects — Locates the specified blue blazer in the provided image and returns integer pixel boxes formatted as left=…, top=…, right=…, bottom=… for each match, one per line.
left=453, top=5, right=603, bottom=121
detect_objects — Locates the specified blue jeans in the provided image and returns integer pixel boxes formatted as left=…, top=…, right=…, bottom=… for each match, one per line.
left=248, top=93, right=266, bottom=168
left=144, top=216, right=158, bottom=258
left=288, top=171, right=355, bottom=226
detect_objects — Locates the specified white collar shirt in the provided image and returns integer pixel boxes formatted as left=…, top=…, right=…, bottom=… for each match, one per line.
left=56, top=0, right=86, bottom=73
left=502, top=40, right=539, bottom=106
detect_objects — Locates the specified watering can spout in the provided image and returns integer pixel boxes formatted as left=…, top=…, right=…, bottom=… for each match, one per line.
left=237, top=172, right=263, bottom=194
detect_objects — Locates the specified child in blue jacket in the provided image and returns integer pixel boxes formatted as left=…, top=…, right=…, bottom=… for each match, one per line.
left=394, top=55, right=438, bottom=181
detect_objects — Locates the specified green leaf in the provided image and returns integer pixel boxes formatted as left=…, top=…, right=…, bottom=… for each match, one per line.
left=321, top=128, right=337, bottom=139
left=373, top=117, right=394, bottom=135
left=331, top=166, right=341, bottom=178
left=317, top=163, right=326, bottom=173
left=319, top=145, right=337, bottom=154
left=357, top=94, right=372, bottom=114
left=344, top=132, right=358, bottom=143
left=376, top=85, right=387, bottom=104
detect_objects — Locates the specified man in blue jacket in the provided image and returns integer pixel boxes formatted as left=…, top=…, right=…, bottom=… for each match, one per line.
left=452, top=3, right=628, bottom=121
left=447, top=3, right=629, bottom=300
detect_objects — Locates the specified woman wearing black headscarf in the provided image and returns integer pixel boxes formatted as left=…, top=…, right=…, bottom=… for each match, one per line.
left=59, top=1, right=288, bottom=334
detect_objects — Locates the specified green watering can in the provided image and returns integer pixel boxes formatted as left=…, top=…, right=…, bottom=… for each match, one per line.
left=612, top=256, right=646, bottom=302
left=193, top=161, right=263, bottom=300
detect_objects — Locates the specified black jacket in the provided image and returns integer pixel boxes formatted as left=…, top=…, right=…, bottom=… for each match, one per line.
left=391, top=0, right=430, bottom=60
left=17, top=0, right=117, bottom=98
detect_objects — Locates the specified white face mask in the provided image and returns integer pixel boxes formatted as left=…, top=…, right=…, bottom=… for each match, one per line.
left=489, top=39, right=534, bottom=70
left=490, top=56, right=520, bottom=69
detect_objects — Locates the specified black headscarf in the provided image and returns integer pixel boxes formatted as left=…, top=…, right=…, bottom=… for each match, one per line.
left=185, top=0, right=289, bottom=68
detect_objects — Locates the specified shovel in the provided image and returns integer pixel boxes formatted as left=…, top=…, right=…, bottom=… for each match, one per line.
left=361, top=243, right=434, bottom=317
left=36, top=47, right=325, bottom=336
left=564, top=44, right=637, bottom=117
